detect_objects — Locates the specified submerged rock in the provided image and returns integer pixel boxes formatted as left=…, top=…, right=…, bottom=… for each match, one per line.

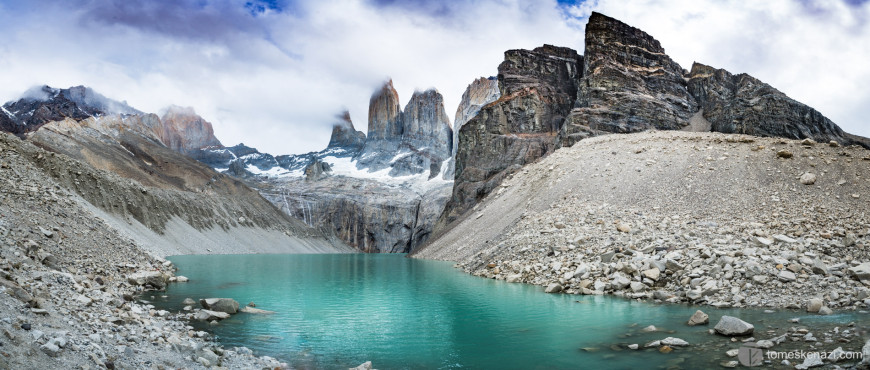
left=350, top=361, right=373, bottom=370
left=240, top=306, right=275, bottom=314
left=195, top=310, right=231, bottom=321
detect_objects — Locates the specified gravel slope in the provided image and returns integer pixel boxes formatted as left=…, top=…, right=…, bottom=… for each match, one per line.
left=413, top=131, right=870, bottom=311
left=0, top=132, right=351, bottom=369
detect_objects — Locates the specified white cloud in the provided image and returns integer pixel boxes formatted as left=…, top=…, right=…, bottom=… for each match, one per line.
left=0, top=0, right=867, bottom=155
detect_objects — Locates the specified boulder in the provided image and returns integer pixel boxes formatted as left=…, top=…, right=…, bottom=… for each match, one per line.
left=642, top=268, right=660, bottom=281
left=660, top=337, right=689, bottom=347
left=40, top=341, right=61, bottom=357
left=194, top=310, right=231, bottom=321
left=199, top=298, right=239, bottom=314
left=544, top=283, right=563, bottom=293
left=182, top=298, right=196, bottom=306
left=127, top=271, right=168, bottom=290
left=778, top=270, right=796, bottom=282
left=847, top=262, right=870, bottom=281
left=800, top=173, right=817, bottom=185
left=714, top=316, right=754, bottom=336
left=687, top=310, right=709, bottom=326
left=611, top=275, right=631, bottom=290
left=806, top=298, right=823, bottom=313
left=794, top=353, right=823, bottom=369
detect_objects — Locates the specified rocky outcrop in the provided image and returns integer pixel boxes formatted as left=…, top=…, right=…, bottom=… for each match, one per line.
left=440, top=45, right=582, bottom=225
left=158, top=106, right=223, bottom=154
left=303, top=158, right=331, bottom=181
left=438, top=12, right=868, bottom=229
left=326, top=111, right=366, bottom=152
left=686, top=63, right=849, bottom=143
left=453, top=77, right=500, bottom=153
left=402, top=89, right=452, bottom=159
left=366, top=80, right=404, bottom=142
left=562, top=12, right=697, bottom=146
left=444, top=77, right=501, bottom=179
left=0, top=85, right=139, bottom=135
left=355, top=81, right=454, bottom=178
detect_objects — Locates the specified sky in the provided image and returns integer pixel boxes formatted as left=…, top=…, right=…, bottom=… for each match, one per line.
left=0, top=0, right=868, bottom=155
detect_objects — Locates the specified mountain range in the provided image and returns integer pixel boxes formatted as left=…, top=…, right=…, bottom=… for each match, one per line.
left=0, top=12, right=866, bottom=256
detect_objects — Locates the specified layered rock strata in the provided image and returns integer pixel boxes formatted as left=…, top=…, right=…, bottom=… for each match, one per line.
left=439, top=11, right=868, bottom=230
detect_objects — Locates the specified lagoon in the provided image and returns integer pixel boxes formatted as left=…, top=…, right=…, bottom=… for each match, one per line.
left=148, top=254, right=864, bottom=369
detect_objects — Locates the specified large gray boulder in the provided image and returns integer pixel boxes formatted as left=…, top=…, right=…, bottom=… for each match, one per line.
left=127, top=271, right=168, bottom=290
left=199, top=298, right=239, bottom=314
left=848, top=263, right=870, bottom=281
left=714, top=316, right=754, bottom=336
left=687, top=310, right=709, bottom=326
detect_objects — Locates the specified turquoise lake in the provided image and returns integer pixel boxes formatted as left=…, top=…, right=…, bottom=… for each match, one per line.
left=147, top=254, right=866, bottom=369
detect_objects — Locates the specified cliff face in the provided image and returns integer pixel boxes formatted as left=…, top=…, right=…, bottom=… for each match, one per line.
left=453, top=77, right=500, bottom=151
left=687, top=63, right=849, bottom=143
left=440, top=45, right=583, bottom=224
left=365, top=80, right=404, bottom=142
left=444, top=77, right=501, bottom=179
left=402, top=89, right=452, bottom=160
left=562, top=12, right=697, bottom=146
left=440, top=11, right=867, bottom=231
left=159, top=106, right=223, bottom=154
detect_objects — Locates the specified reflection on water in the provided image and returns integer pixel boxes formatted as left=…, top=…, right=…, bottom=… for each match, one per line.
left=148, top=254, right=867, bottom=369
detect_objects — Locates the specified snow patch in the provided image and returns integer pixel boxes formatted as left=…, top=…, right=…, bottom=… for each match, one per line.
left=1, top=106, right=14, bottom=119
left=246, top=164, right=290, bottom=177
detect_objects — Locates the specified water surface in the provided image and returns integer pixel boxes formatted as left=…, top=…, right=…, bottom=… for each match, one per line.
left=148, top=254, right=866, bottom=369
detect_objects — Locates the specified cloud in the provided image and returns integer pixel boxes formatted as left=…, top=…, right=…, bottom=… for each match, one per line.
left=0, top=0, right=867, bottom=155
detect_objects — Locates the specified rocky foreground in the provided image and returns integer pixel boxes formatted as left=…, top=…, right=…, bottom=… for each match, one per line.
left=418, top=135, right=870, bottom=316
left=417, top=131, right=870, bottom=310
left=0, top=134, right=295, bottom=368
left=416, top=130, right=870, bottom=367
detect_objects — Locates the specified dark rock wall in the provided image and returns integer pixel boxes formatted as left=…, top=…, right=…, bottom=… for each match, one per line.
left=439, top=11, right=866, bottom=233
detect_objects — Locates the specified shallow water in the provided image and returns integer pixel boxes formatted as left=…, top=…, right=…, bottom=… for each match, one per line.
left=148, top=254, right=867, bottom=369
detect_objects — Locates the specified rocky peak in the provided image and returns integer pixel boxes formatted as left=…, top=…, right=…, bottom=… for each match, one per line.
left=0, top=85, right=139, bottom=135
left=61, top=85, right=140, bottom=116
left=686, top=62, right=849, bottom=143
left=402, top=89, right=452, bottom=159
left=366, top=80, right=403, bottom=141
left=562, top=12, right=697, bottom=144
left=453, top=77, right=500, bottom=147
left=454, top=77, right=500, bottom=126
left=159, top=105, right=223, bottom=154
left=326, top=110, right=366, bottom=152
